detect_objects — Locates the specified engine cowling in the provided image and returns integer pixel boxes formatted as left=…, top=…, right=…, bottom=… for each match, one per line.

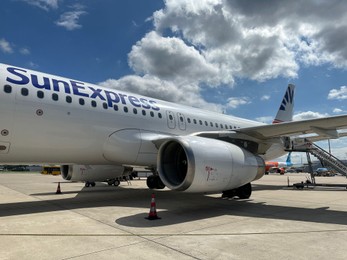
left=61, top=165, right=132, bottom=182
left=157, top=136, right=265, bottom=193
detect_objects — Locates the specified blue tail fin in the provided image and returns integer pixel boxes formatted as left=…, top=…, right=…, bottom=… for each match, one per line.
left=273, top=84, right=295, bottom=124
left=286, top=152, right=293, bottom=166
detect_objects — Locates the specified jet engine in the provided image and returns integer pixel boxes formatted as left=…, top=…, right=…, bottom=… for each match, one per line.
left=61, top=165, right=133, bottom=182
left=157, top=136, right=265, bottom=193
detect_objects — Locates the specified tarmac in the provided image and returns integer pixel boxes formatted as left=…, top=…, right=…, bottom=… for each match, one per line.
left=0, top=172, right=347, bottom=260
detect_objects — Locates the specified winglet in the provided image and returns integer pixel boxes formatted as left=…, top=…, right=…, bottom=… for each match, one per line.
left=272, top=84, right=295, bottom=124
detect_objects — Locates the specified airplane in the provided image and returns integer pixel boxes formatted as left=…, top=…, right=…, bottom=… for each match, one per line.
left=1, top=63, right=347, bottom=199
left=265, top=152, right=293, bottom=174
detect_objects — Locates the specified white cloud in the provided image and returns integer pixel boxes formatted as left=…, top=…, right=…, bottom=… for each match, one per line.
left=106, top=0, right=347, bottom=111
left=255, top=116, right=273, bottom=124
left=20, top=48, right=30, bottom=55
left=22, top=0, right=60, bottom=11
left=128, top=32, right=219, bottom=86
left=28, top=62, right=39, bottom=68
left=328, top=86, right=347, bottom=100
left=333, top=108, right=343, bottom=113
left=100, top=75, right=223, bottom=112
left=226, top=97, right=251, bottom=109
left=55, top=5, right=87, bottom=31
left=0, top=38, right=13, bottom=53
left=261, top=95, right=270, bottom=101
left=293, top=111, right=329, bottom=121
left=145, top=0, right=347, bottom=86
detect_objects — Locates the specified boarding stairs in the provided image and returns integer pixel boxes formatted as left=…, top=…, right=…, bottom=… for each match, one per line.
left=309, top=143, right=347, bottom=177
left=289, top=138, right=347, bottom=177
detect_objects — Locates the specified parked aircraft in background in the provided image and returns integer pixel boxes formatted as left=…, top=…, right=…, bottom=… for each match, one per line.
left=265, top=152, right=293, bottom=174
left=1, top=64, right=347, bottom=199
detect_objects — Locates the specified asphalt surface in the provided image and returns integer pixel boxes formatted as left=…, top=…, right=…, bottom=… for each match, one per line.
left=0, top=172, right=347, bottom=260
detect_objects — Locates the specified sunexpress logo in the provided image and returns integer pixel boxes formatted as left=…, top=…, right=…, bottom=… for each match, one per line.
left=5, top=66, right=160, bottom=111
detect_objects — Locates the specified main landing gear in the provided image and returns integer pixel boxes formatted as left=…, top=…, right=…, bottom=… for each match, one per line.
left=85, top=181, right=96, bottom=187
left=84, top=178, right=121, bottom=188
left=107, top=179, right=121, bottom=187
left=222, top=183, right=252, bottom=199
left=146, top=175, right=165, bottom=189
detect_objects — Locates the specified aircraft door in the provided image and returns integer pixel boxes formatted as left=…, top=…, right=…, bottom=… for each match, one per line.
left=166, top=111, right=176, bottom=129
left=177, top=112, right=186, bottom=130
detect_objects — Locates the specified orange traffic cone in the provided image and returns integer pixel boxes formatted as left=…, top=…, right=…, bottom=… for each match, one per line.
left=56, top=182, right=62, bottom=194
left=145, top=193, right=160, bottom=220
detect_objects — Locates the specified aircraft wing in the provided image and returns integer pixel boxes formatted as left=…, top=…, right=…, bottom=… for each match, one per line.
left=305, top=131, right=347, bottom=142
left=237, top=114, right=347, bottom=140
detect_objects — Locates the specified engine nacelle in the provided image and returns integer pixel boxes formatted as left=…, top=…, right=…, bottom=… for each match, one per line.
left=61, top=165, right=132, bottom=182
left=157, top=136, right=265, bottom=193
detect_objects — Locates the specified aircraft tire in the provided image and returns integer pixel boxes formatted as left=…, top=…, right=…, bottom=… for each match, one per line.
left=222, top=189, right=236, bottom=198
left=236, top=183, right=252, bottom=199
left=146, top=175, right=157, bottom=189
left=156, top=177, right=165, bottom=189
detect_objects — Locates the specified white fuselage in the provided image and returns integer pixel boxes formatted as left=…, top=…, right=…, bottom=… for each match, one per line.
left=0, top=64, right=284, bottom=166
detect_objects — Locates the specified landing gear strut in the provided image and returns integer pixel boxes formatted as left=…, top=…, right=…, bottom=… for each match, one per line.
left=222, top=183, right=252, bottom=199
left=146, top=175, right=165, bottom=189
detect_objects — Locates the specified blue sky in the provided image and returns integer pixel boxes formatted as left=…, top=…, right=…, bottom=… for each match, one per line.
left=1, top=0, right=347, bottom=162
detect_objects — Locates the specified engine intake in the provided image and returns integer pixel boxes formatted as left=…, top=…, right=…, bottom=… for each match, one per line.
left=157, top=136, right=264, bottom=193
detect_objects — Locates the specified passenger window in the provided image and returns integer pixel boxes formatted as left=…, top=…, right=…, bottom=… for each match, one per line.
left=113, top=104, right=118, bottom=111
left=133, top=108, right=138, bottom=114
left=79, top=98, right=85, bottom=105
left=187, top=118, right=191, bottom=123
left=142, top=110, right=146, bottom=116
left=210, top=122, right=213, bottom=127
left=37, top=91, right=44, bottom=99
left=150, top=111, right=154, bottom=117
left=180, top=116, right=184, bottom=122
left=215, top=123, right=218, bottom=128
left=4, top=85, right=12, bottom=93
left=21, top=88, right=29, bottom=96
left=199, top=120, right=203, bottom=125
left=220, top=124, right=223, bottom=129
left=66, top=96, right=72, bottom=103
left=169, top=115, right=173, bottom=120
left=103, top=102, right=108, bottom=109
left=91, top=100, right=97, bottom=107
left=52, top=93, right=58, bottom=101
left=158, top=113, right=162, bottom=118
left=124, top=107, right=128, bottom=113
left=193, top=119, right=197, bottom=124
left=205, top=121, right=208, bottom=126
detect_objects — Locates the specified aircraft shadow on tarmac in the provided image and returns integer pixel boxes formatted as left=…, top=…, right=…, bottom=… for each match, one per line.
left=1, top=184, right=347, bottom=228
